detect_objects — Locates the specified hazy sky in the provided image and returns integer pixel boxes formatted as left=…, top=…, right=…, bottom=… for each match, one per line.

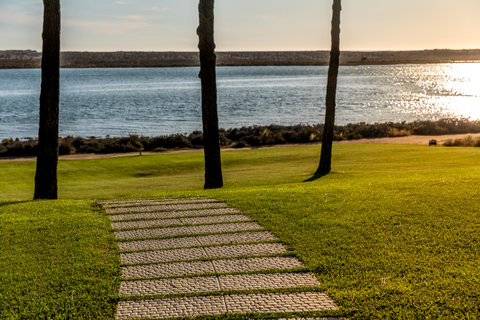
left=1, top=0, right=479, bottom=52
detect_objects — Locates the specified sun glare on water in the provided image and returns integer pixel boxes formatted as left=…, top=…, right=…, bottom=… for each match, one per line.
left=424, top=63, right=480, bottom=120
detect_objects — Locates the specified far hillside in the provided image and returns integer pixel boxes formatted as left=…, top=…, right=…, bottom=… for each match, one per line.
left=2, top=49, right=480, bottom=68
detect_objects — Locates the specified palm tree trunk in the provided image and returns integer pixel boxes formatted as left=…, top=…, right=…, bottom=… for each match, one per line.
left=34, top=0, right=61, bottom=199
left=316, top=0, right=341, bottom=176
left=197, top=0, right=223, bottom=189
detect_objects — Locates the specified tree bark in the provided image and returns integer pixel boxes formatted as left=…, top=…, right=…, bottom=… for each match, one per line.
left=197, top=0, right=223, bottom=189
left=34, top=0, right=61, bottom=199
left=316, top=0, right=341, bottom=176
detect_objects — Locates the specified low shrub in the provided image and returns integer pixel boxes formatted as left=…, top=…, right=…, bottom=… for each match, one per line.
left=3, top=118, right=480, bottom=157
left=231, top=141, right=250, bottom=148
left=188, top=131, right=203, bottom=147
left=444, top=136, right=480, bottom=147
left=0, top=139, right=37, bottom=157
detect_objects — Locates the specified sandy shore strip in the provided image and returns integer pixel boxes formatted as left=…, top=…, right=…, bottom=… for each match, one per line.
left=2, top=133, right=480, bottom=162
left=335, top=133, right=480, bottom=145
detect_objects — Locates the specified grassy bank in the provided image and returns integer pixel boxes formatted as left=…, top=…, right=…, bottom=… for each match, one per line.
left=1, top=144, right=479, bottom=319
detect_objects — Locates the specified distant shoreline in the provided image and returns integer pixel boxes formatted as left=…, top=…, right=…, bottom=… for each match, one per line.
left=2, top=49, right=480, bottom=69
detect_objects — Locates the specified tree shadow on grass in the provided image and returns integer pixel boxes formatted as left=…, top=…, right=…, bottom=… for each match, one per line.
left=303, top=171, right=330, bottom=182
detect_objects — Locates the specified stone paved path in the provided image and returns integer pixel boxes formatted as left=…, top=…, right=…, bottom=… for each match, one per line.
left=101, top=198, right=339, bottom=320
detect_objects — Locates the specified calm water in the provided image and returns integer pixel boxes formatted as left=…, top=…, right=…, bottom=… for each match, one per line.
left=1, top=64, right=480, bottom=139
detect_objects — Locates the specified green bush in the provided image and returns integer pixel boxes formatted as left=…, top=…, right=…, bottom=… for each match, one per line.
left=3, top=118, right=480, bottom=157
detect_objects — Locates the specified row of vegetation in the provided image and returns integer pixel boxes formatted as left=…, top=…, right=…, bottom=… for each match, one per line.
left=444, top=135, right=480, bottom=147
left=2, top=118, right=480, bottom=157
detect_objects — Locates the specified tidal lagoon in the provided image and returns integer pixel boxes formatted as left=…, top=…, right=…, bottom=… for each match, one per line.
left=1, top=63, right=480, bottom=139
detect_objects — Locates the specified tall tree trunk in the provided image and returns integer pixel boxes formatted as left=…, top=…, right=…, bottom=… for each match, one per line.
left=316, top=0, right=341, bottom=176
left=34, top=0, right=61, bottom=199
left=197, top=0, right=223, bottom=189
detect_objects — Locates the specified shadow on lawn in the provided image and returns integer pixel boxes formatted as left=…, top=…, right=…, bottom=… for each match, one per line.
left=303, top=171, right=329, bottom=182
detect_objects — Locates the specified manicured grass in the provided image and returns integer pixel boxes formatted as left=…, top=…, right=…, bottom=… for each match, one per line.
left=1, top=144, right=479, bottom=319
left=0, top=201, right=120, bottom=320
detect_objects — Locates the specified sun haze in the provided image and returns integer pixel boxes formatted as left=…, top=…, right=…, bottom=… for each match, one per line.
left=0, top=0, right=479, bottom=51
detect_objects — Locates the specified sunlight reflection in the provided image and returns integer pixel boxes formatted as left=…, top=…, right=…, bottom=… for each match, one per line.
left=421, top=63, right=480, bottom=120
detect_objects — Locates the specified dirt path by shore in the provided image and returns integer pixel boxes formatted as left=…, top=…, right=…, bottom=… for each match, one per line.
left=335, top=133, right=480, bottom=145
left=2, top=133, right=479, bottom=162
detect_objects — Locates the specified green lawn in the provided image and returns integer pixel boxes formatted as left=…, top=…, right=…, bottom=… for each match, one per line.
left=0, top=201, right=119, bottom=319
left=1, top=144, right=479, bottom=319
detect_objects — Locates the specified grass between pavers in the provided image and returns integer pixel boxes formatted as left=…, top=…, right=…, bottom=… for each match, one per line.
left=0, top=200, right=121, bottom=320
left=1, top=144, right=480, bottom=319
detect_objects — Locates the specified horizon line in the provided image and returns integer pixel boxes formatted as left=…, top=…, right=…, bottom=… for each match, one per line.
left=3, top=48, right=480, bottom=53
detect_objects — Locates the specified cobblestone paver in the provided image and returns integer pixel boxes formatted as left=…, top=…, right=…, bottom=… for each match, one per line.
left=102, top=198, right=338, bottom=319
left=203, top=243, right=287, bottom=258
left=122, top=260, right=216, bottom=279
left=106, top=202, right=227, bottom=214
left=219, top=272, right=319, bottom=291
left=117, top=236, right=200, bottom=252
left=122, top=256, right=304, bottom=279
left=178, top=214, right=251, bottom=225
left=120, top=243, right=287, bottom=265
left=112, top=214, right=251, bottom=230
left=116, top=296, right=226, bottom=319
left=120, top=247, right=206, bottom=265
left=118, top=231, right=277, bottom=252
left=114, top=222, right=264, bottom=240
left=109, top=207, right=240, bottom=221
left=116, top=292, right=336, bottom=319
left=112, top=218, right=183, bottom=230
left=103, top=198, right=217, bottom=208
left=100, top=199, right=173, bottom=206
left=213, top=256, right=304, bottom=273
left=119, top=272, right=320, bottom=296
left=225, top=292, right=338, bottom=313
left=195, top=230, right=277, bottom=245
left=119, top=276, right=220, bottom=296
